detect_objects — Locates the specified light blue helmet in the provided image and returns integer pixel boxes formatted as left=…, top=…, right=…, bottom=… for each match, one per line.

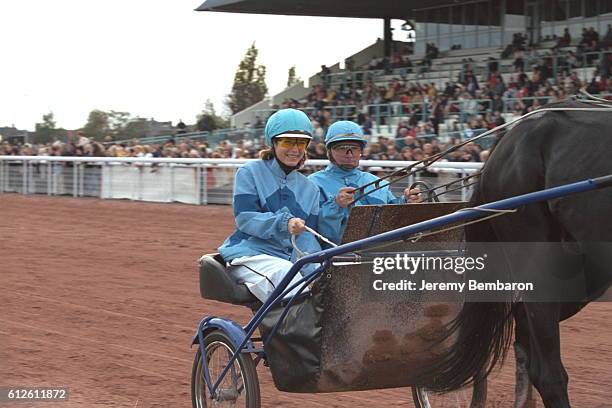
left=264, top=109, right=313, bottom=146
left=324, top=121, right=368, bottom=148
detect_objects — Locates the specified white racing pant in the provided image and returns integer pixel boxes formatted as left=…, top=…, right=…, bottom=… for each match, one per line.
left=228, top=254, right=310, bottom=302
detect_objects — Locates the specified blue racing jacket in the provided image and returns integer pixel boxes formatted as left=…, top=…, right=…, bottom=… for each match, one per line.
left=219, top=158, right=321, bottom=262
left=308, top=164, right=405, bottom=245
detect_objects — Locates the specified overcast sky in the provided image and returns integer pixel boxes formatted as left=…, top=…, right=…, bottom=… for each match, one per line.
left=0, top=0, right=384, bottom=131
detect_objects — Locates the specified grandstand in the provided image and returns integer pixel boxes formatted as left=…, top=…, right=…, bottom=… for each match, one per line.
left=2, top=0, right=611, bottom=210
left=3, top=1, right=611, bottom=160
left=198, top=0, right=611, bottom=140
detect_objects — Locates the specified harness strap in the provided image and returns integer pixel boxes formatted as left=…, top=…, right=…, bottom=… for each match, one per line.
left=352, top=208, right=517, bottom=253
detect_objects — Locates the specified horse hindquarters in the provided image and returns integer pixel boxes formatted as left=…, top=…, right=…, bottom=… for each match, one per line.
left=477, top=115, right=574, bottom=407
left=547, top=195, right=612, bottom=301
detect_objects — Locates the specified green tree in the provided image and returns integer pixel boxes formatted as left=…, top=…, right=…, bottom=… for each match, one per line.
left=33, top=112, right=57, bottom=144
left=286, top=65, right=301, bottom=88
left=196, top=99, right=229, bottom=132
left=226, top=43, right=268, bottom=114
left=82, top=110, right=110, bottom=141
left=107, top=111, right=131, bottom=140
left=122, top=118, right=149, bottom=140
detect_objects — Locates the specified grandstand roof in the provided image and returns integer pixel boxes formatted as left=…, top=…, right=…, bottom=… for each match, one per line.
left=195, top=0, right=462, bottom=19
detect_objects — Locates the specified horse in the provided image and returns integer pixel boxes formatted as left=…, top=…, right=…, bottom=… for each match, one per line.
left=422, top=99, right=612, bottom=408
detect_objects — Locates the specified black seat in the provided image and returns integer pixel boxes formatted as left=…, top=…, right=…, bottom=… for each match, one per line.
left=198, top=253, right=258, bottom=305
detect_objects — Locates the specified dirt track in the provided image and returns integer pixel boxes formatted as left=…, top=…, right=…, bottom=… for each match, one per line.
left=1, top=194, right=610, bottom=407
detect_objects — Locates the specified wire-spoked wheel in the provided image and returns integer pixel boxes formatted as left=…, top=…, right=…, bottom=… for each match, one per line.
left=191, top=331, right=260, bottom=408
left=412, top=378, right=487, bottom=408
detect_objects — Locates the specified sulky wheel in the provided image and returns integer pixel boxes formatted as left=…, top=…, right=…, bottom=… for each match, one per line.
left=412, top=377, right=487, bottom=408
left=191, top=331, right=260, bottom=408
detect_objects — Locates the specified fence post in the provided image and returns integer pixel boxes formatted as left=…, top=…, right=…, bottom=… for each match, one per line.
left=138, top=164, right=143, bottom=201
left=79, top=163, right=84, bottom=197
left=229, top=167, right=237, bottom=205
left=108, top=163, right=113, bottom=199
left=28, top=161, right=34, bottom=194
left=201, top=165, right=208, bottom=205
left=6, top=161, right=10, bottom=192
left=47, top=162, right=52, bottom=196
left=4, top=160, right=8, bottom=193
left=22, top=160, right=27, bottom=195
left=195, top=165, right=202, bottom=205
left=51, top=163, right=56, bottom=195
left=73, top=162, right=78, bottom=198
left=169, top=164, right=175, bottom=203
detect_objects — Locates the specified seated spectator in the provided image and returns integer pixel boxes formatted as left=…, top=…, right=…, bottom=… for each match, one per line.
left=553, top=28, right=571, bottom=50
left=362, top=115, right=373, bottom=135
left=386, top=145, right=400, bottom=160
left=603, top=24, right=612, bottom=48
left=598, top=52, right=611, bottom=79
left=400, top=147, right=413, bottom=161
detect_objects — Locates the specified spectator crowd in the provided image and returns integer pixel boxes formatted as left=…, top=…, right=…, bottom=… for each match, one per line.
left=3, top=26, right=611, bottom=168
left=0, top=128, right=489, bottom=166
left=271, top=25, right=611, bottom=134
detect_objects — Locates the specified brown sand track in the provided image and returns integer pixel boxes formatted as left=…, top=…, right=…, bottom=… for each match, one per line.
left=0, top=194, right=610, bottom=407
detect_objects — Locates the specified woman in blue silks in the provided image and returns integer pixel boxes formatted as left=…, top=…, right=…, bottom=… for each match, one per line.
left=218, top=109, right=321, bottom=302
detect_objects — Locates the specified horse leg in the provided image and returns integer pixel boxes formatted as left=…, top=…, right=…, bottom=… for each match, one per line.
left=513, top=304, right=536, bottom=408
left=524, top=303, right=570, bottom=408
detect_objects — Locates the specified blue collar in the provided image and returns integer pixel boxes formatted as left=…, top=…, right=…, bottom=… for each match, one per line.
left=324, top=164, right=363, bottom=184
left=267, top=158, right=297, bottom=179
left=325, top=163, right=360, bottom=177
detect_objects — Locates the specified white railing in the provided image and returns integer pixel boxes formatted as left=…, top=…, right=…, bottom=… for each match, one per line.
left=0, top=156, right=483, bottom=205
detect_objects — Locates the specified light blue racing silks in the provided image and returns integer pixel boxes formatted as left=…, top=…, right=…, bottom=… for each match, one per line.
left=308, top=164, right=405, bottom=245
left=219, top=158, right=321, bottom=262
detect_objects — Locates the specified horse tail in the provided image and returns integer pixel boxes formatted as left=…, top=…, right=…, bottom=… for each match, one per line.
left=421, top=183, right=515, bottom=392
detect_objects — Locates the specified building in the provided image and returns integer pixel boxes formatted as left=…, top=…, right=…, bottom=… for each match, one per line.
left=412, top=0, right=612, bottom=54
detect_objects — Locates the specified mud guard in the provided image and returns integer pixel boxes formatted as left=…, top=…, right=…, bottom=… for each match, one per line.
left=191, top=316, right=255, bottom=352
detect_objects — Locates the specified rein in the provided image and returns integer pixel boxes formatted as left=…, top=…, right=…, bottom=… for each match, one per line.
left=350, top=95, right=612, bottom=205
left=294, top=92, right=612, bottom=253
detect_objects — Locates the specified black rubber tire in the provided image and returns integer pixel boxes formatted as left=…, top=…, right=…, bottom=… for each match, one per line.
left=191, top=331, right=260, bottom=408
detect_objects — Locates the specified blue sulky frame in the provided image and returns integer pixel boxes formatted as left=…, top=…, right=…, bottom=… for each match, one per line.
left=192, top=174, right=612, bottom=400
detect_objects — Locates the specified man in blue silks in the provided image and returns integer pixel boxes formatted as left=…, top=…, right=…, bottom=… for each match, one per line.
left=309, top=120, right=421, bottom=245
left=218, top=109, right=321, bottom=302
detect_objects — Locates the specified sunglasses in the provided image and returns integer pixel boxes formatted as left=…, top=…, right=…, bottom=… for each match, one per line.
left=275, top=138, right=309, bottom=149
left=332, top=144, right=363, bottom=154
